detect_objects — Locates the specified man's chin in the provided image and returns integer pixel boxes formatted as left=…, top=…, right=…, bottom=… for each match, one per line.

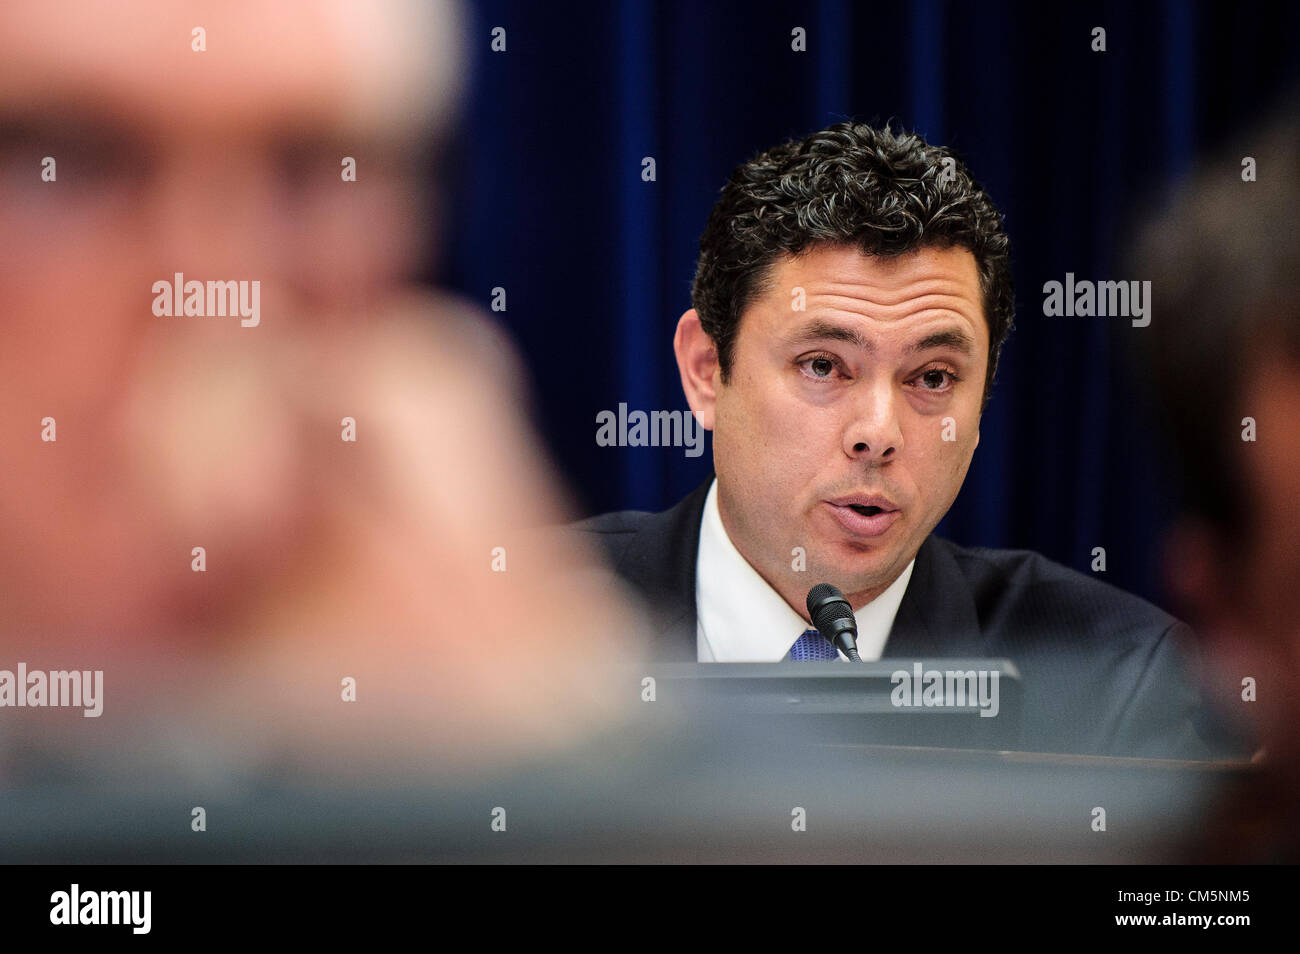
left=812, top=544, right=915, bottom=602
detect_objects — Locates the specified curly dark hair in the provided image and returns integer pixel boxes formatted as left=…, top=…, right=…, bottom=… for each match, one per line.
left=690, top=121, right=1014, bottom=407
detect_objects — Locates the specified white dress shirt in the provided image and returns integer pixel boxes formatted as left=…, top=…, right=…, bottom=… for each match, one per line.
left=695, top=479, right=915, bottom=662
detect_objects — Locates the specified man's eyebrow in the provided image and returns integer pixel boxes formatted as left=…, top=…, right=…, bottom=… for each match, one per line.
left=785, top=320, right=977, bottom=356
left=906, top=329, right=977, bottom=355
left=786, top=320, right=871, bottom=350
left=0, top=102, right=149, bottom=146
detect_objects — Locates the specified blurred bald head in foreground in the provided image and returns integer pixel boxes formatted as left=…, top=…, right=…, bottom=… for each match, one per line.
left=1132, top=90, right=1300, bottom=860
left=0, top=0, right=641, bottom=783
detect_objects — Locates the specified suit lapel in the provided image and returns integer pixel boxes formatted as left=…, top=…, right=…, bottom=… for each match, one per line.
left=641, top=477, right=712, bottom=661
left=883, top=535, right=985, bottom=658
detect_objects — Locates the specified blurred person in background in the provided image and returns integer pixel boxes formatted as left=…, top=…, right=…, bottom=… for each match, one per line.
left=0, top=0, right=641, bottom=789
left=1131, top=90, right=1300, bottom=862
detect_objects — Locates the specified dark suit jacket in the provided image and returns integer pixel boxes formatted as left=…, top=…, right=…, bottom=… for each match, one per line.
left=574, top=478, right=1243, bottom=759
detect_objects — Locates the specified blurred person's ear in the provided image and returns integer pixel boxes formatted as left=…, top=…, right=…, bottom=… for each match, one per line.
left=674, top=308, right=719, bottom=430
left=1162, top=519, right=1267, bottom=659
left=1163, top=519, right=1222, bottom=634
left=1164, top=517, right=1270, bottom=747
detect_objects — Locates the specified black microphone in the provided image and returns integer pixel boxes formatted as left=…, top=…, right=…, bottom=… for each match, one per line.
left=805, top=583, right=862, bottom=661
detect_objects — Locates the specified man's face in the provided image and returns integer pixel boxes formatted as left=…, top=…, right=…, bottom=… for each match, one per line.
left=0, top=1, right=453, bottom=634
left=690, top=244, right=988, bottom=612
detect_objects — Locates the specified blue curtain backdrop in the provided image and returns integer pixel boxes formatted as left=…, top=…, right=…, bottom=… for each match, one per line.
left=437, top=0, right=1300, bottom=607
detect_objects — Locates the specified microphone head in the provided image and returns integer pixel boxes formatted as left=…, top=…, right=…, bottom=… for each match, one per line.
left=806, top=582, right=854, bottom=631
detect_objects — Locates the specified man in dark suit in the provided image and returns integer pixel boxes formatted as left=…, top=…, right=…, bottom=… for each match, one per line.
left=576, top=121, right=1235, bottom=759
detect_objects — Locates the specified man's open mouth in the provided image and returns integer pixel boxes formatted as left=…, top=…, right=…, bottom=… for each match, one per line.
left=847, top=504, right=886, bottom=517
left=826, top=498, right=901, bottom=536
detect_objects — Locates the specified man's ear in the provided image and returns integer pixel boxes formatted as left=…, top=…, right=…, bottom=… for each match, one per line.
left=674, top=309, right=719, bottom=431
left=1164, top=518, right=1232, bottom=635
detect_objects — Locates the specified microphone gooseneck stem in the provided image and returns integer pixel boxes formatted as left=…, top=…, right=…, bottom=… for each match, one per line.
left=833, top=629, right=862, bottom=662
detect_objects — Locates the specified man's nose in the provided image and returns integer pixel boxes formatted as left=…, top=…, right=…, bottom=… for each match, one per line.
left=843, top=378, right=904, bottom=462
left=143, top=147, right=281, bottom=277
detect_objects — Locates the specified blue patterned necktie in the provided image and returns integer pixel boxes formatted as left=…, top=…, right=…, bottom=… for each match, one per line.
left=787, top=628, right=840, bottom=661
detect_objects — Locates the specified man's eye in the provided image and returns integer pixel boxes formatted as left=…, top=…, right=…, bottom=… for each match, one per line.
left=800, top=356, right=838, bottom=379
left=916, top=369, right=956, bottom=390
